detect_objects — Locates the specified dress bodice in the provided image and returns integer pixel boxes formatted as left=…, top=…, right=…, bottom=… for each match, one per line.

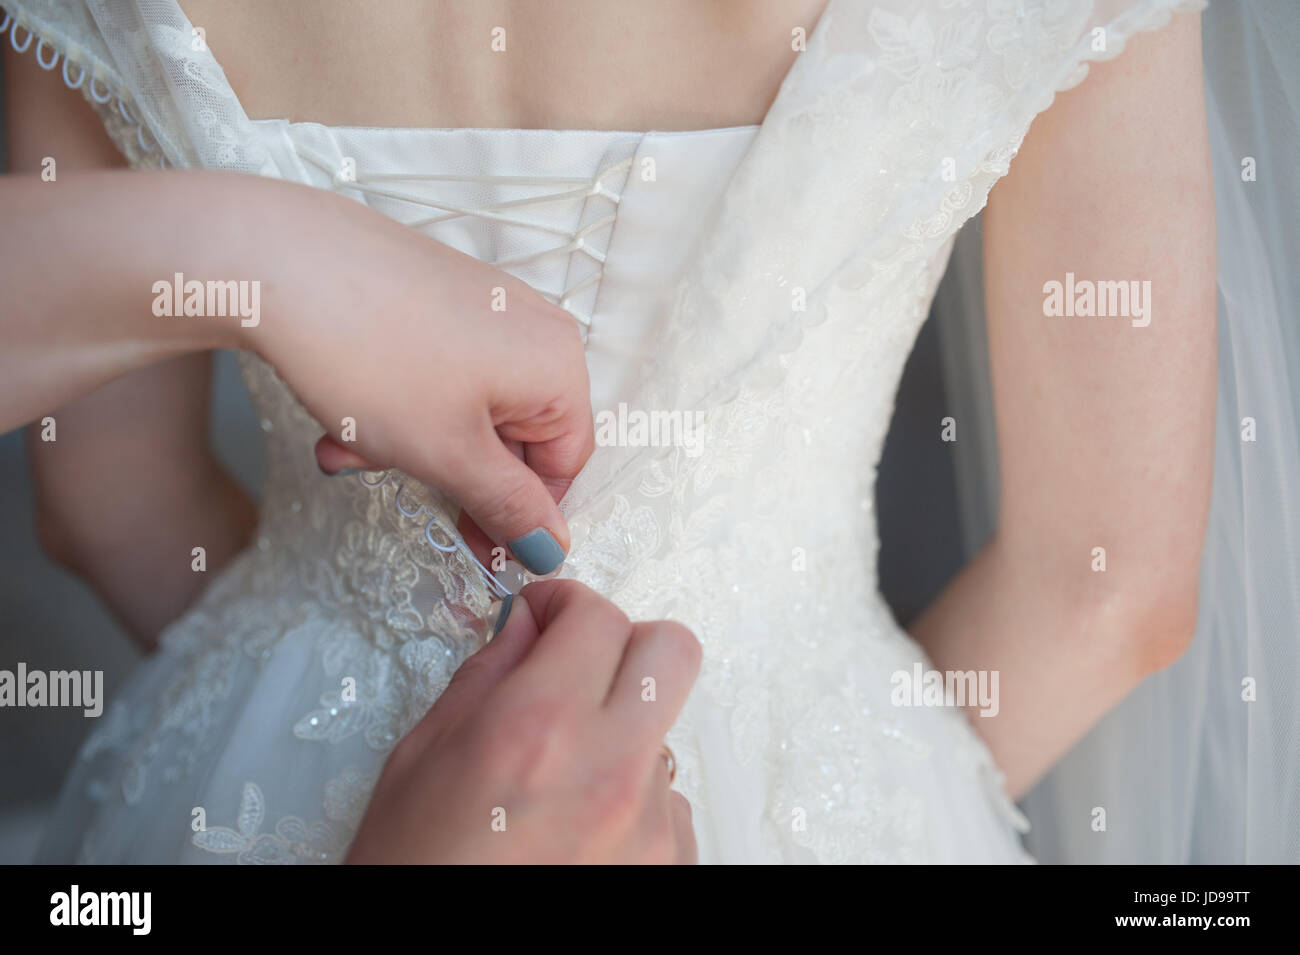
left=237, top=120, right=778, bottom=620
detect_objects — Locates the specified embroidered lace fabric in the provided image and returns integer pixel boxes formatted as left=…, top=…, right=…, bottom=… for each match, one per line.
left=9, top=0, right=1205, bottom=863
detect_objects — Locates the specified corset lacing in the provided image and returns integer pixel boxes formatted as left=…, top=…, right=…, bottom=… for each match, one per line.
left=293, top=143, right=633, bottom=339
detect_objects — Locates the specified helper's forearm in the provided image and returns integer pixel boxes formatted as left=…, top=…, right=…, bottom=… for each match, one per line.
left=0, top=170, right=281, bottom=431
left=4, top=170, right=287, bottom=646
left=909, top=535, right=1195, bottom=799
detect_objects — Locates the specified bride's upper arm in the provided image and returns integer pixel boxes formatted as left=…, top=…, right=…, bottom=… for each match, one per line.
left=4, top=45, right=217, bottom=581
left=980, top=11, right=1215, bottom=649
left=3, top=36, right=124, bottom=171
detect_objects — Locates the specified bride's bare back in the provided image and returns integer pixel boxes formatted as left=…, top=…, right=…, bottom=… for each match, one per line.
left=179, top=0, right=829, bottom=131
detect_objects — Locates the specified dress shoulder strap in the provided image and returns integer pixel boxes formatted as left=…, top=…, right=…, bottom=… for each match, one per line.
left=2, top=0, right=270, bottom=173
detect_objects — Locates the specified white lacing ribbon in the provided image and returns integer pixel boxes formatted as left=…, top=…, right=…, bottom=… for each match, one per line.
left=1, top=10, right=166, bottom=162
left=294, top=144, right=631, bottom=332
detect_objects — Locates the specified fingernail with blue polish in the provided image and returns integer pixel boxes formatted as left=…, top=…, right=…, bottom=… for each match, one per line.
left=491, top=593, right=515, bottom=638
left=325, top=467, right=364, bottom=478
left=508, top=528, right=566, bottom=576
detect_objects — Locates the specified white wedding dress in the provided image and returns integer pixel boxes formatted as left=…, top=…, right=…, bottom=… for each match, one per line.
left=7, top=0, right=1203, bottom=864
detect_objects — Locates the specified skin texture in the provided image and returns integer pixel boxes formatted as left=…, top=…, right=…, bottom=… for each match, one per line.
left=5, top=2, right=1215, bottom=816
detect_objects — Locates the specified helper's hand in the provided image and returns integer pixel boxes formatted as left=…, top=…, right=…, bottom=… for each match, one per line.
left=347, top=580, right=701, bottom=864
left=249, top=183, right=594, bottom=575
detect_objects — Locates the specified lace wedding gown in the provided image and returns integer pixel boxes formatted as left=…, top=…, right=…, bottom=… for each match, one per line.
left=8, top=0, right=1202, bottom=864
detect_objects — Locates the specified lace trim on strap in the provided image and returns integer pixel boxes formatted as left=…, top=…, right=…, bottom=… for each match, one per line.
left=2, top=0, right=273, bottom=171
left=0, top=4, right=169, bottom=168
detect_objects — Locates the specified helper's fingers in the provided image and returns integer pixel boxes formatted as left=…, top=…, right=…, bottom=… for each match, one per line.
left=490, top=310, right=595, bottom=504
left=402, top=593, right=537, bottom=752
left=503, top=579, right=634, bottom=704
left=437, top=424, right=570, bottom=576
left=639, top=775, right=696, bottom=865
left=457, top=437, right=525, bottom=568
left=606, top=620, right=703, bottom=743
left=314, top=434, right=381, bottom=475
left=498, top=404, right=595, bottom=511
left=670, top=792, right=697, bottom=865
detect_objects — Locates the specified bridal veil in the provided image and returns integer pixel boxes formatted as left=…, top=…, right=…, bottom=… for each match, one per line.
left=937, top=0, right=1300, bottom=863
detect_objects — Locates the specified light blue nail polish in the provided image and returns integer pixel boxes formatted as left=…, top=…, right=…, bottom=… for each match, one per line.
left=329, top=467, right=364, bottom=478
left=492, top=593, right=515, bottom=637
left=508, top=528, right=565, bottom=576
